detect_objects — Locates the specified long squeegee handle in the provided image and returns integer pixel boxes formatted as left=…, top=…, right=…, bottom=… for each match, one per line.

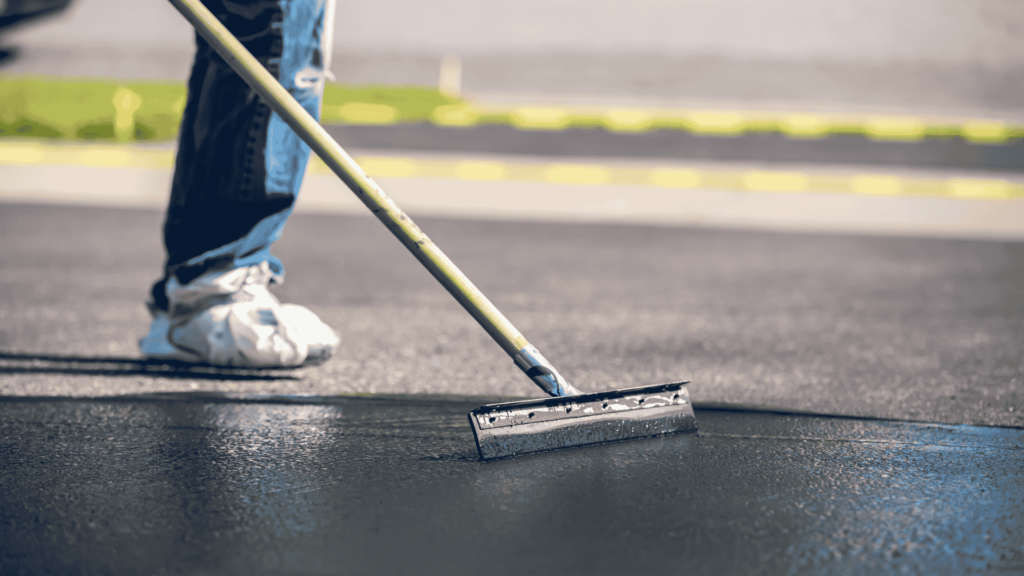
left=168, top=0, right=580, bottom=397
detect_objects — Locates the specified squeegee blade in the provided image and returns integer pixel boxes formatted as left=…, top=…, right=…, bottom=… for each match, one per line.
left=468, top=382, right=697, bottom=460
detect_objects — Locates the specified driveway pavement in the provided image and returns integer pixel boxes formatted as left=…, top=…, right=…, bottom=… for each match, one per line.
left=2, top=394, right=1021, bottom=575
left=3, top=2, right=1023, bottom=572
left=1, top=202, right=1021, bottom=427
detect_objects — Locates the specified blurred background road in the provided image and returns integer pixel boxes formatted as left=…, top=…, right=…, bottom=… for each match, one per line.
left=3, top=0, right=1024, bottom=115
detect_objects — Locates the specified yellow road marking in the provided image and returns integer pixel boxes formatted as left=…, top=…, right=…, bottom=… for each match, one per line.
left=863, top=117, right=928, bottom=141
left=650, top=168, right=701, bottom=189
left=544, top=163, right=612, bottom=185
left=323, top=102, right=400, bottom=125
left=411, top=103, right=1024, bottom=143
left=1, top=141, right=1021, bottom=201
left=454, top=160, right=507, bottom=181
left=0, top=143, right=45, bottom=164
left=3, top=75, right=1019, bottom=143
left=742, top=171, right=810, bottom=193
left=78, top=148, right=135, bottom=167
left=430, top=104, right=481, bottom=127
left=509, top=107, right=572, bottom=130
left=851, top=175, right=904, bottom=196
left=356, top=156, right=418, bottom=178
left=779, top=114, right=833, bottom=138
left=683, top=111, right=748, bottom=135
left=601, top=109, right=655, bottom=133
left=946, top=179, right=1017, bottom=200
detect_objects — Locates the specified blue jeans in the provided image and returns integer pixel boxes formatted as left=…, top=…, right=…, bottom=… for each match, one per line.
left=151, top=0, right=332, bottom=311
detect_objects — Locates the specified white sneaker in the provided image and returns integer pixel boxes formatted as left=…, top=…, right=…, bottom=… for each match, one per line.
left=139, top=261, right=340, bottom=368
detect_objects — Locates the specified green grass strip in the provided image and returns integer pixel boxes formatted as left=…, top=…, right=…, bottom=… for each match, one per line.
left=0, top=76, right=187, bottom=140
left=0, top=75, right=461, bottom=141
left=1, top=75, right=1021, bottom=144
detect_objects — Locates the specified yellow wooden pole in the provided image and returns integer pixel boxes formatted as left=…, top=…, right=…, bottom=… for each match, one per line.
left=167, top=0, right=580, bottom=397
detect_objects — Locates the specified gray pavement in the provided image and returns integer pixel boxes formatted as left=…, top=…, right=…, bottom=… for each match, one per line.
left=325, top=124, right=1024, bottom=173
left=4, top=2, right=1024, bottom=572
left=1, top=202, right=1021, bottom=427
left=1, top=394, right=1021, bottom=575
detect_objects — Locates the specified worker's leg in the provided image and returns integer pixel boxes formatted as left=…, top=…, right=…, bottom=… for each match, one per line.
left=141, top=0, right=339, bottom=367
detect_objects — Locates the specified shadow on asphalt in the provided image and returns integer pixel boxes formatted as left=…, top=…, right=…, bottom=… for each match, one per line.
left=0, top=351, right=299, bottom=381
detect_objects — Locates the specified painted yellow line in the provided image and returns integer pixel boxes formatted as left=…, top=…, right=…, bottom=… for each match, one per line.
left=308, top=155, right=1024, bottom=201
left=425, top=103, right=1024, bottom=143
left=3, top=75, right=1020, bottom=144
left=322, top=102, right=401, bottom=125
left=0, top=141, right=174, bottom=169
left=1, top=141, right=1022, bottom=201
left=320, top=101, right=1024, bottom=143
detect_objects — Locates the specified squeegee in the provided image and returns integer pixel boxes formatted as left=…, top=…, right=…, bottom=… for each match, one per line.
left=169, top=0, right=698, bottom=460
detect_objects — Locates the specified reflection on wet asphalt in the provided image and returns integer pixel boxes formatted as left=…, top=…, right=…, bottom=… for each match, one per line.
left=1, top=395, right=1021, bottom=575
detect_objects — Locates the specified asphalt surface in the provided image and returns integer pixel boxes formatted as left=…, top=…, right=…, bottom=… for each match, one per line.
left=1, top=202, right=1022, bottom=427
left=2, top=183, right=1022, bottom=575
left=4, top=2, right=1023, bottom=572
left=1, top=394, right=1021, bottom=575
